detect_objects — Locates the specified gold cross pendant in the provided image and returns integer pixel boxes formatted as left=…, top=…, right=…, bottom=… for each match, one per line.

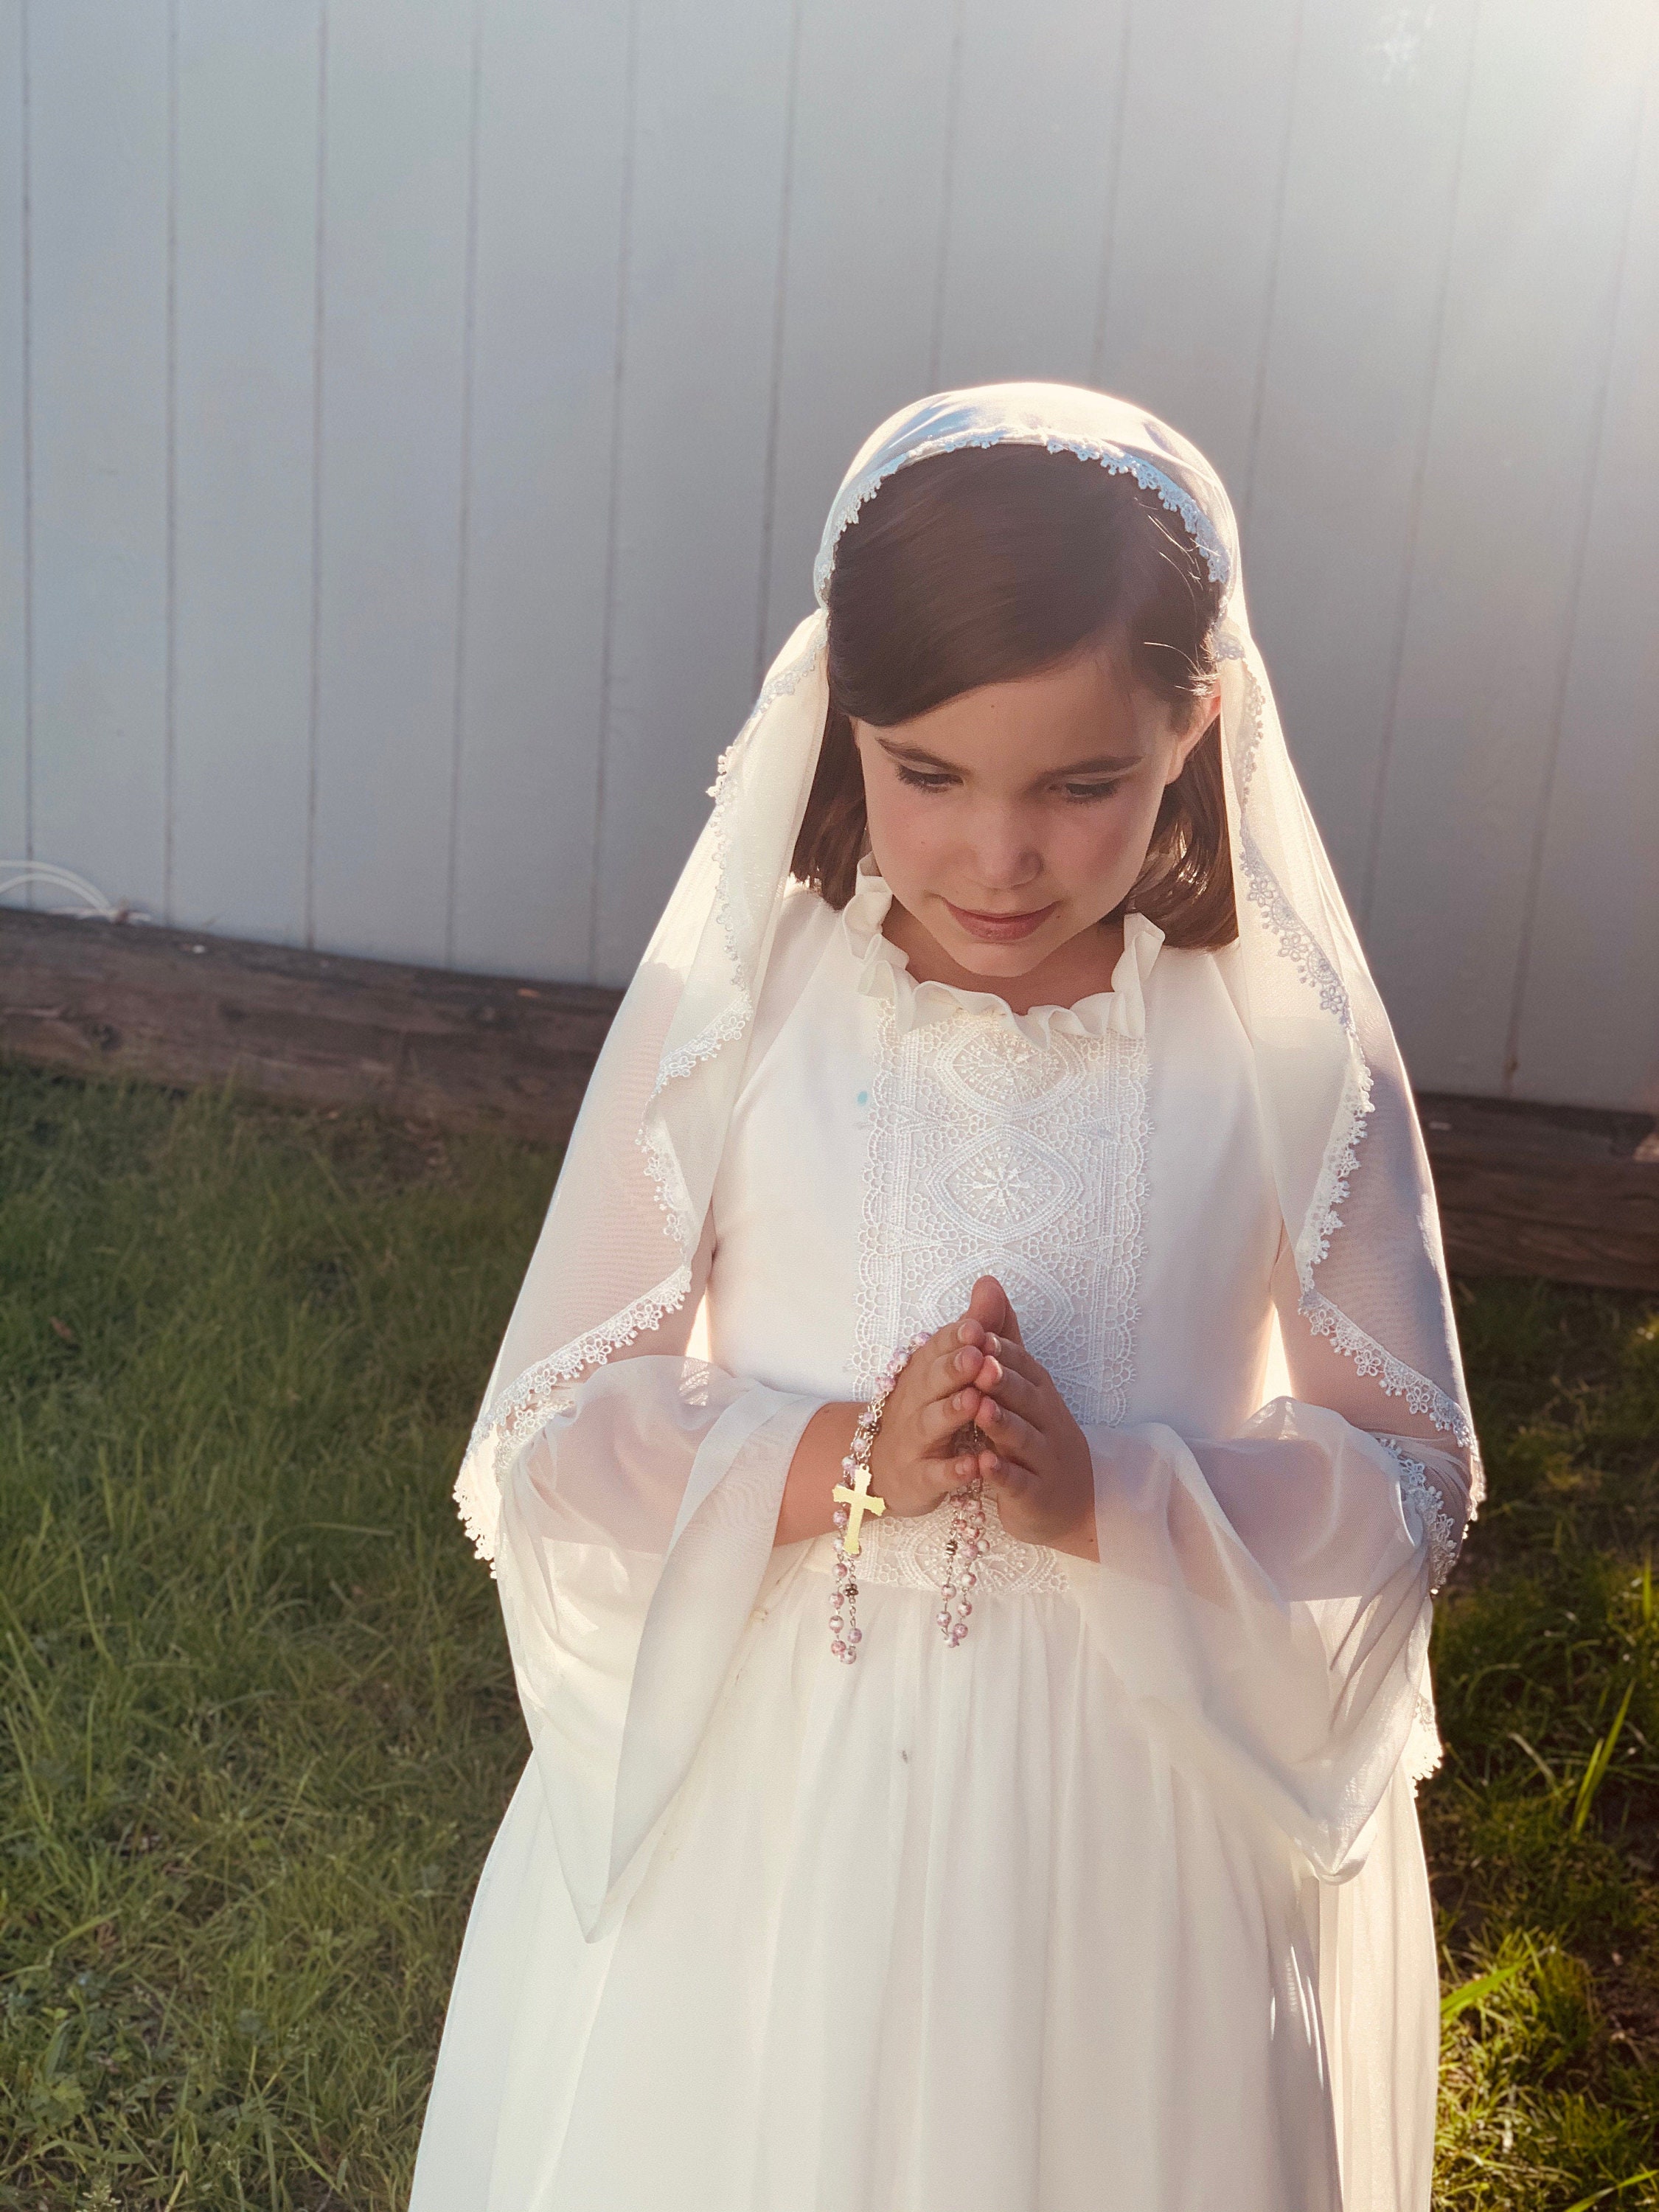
left=832, top=1461, right=887, bottom=1556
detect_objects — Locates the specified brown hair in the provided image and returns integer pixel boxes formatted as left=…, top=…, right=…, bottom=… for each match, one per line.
left=792, top=443, right=1236, bottom=948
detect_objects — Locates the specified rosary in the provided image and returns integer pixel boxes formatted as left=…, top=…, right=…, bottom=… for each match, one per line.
left=828, top=1329, right=990, bottom=1666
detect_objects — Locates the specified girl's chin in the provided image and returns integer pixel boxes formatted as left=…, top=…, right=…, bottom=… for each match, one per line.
left=949, top=943, right=1056, bottom=978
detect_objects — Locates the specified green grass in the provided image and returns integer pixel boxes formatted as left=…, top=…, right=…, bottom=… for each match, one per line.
left=1, top=1063, right=1655, bottom=2208
left=0, top=1068, right=546, bottom=2208
left=1427, top=1278, right=1659, bottom=2208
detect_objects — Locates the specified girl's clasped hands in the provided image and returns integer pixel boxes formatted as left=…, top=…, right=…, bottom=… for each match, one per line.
left=869, top=1275, right=1100, bottom=1560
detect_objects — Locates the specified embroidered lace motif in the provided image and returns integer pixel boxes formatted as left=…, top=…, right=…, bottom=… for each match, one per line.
left=856, top=1002, right=1147, bottom=1417
left=852, top=1492, right=1071, bottom=1597
left=1380, top=1439, right=1462, bottom=1593
left=851, top=996, right=1148, bottom=1596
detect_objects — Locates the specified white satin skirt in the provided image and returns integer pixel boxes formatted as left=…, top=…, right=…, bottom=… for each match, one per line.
left=410, top=1542, right=1434, bottom=2212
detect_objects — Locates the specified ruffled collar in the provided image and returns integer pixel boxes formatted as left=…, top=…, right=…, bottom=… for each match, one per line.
left=839, top=857, right=1163, bottom=1042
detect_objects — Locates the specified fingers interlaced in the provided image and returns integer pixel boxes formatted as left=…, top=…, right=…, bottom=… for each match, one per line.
left=983, top=1332, right=1047, bottom=1385
left=978, top=1357, right=1043, bottom=1417
left=980, top=1395, right=1027, bottom=1443
left=911, top=1315, right=1051, bottom=1476
left=922, top=1393, right=970, bottom=1443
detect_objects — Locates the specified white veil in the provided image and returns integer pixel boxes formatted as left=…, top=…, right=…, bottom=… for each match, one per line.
left=454, top=382, right=1478, bottom=1569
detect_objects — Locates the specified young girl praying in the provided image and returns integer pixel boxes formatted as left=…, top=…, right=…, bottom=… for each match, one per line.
left=410, top=385, right=1475, bottom=2212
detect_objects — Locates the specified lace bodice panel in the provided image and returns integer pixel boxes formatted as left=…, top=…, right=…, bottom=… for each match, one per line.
left=852, top=1004, right=1147, bottom=1422
left=706, top=873, right=1284, bottom=1455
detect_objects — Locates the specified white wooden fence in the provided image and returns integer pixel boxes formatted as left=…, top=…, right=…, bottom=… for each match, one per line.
left=1, top=0, right=1655, bottom=1111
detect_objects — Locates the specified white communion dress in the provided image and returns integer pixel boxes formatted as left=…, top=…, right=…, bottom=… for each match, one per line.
left=410, top=862, right=1461, bottom=2212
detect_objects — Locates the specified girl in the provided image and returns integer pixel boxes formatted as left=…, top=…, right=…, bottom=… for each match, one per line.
left=410, top=385, right=1475, bottom=2212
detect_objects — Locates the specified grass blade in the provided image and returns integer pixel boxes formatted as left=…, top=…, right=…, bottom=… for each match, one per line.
left=1440, top=1952, right=1531, bottom=2024
left=1559, top=2169, right=1659, bottom=2212
left=1570, top=1678, right=1637, bottom=1840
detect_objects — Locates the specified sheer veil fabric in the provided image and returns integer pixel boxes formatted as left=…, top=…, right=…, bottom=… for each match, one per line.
left=454, top=382, right=1478, bottom=1573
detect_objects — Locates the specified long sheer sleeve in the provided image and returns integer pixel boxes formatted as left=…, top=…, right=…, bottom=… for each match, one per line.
left=1074, top=1237, right=1470, bottom=1882
left=1270, top=1231, right=1472, bottom=1587
left=490, top=1221, right=818, bottom=1941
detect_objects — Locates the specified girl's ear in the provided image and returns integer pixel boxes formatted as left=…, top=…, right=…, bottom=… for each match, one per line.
left=1164, top=690, right=1220, bottom=787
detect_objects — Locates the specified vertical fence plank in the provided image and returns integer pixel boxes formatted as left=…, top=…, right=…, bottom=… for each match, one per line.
left=1094, top=0, right=1304, bottom=483
left=754, top=0, right=960, bottom=682
left=1509, top=33, right=1659, bottom=1113
left=933, top=0, right=1130, bottom=391
left=26, top=0, right=171, bottom=915
left=1242, top=0, right=1480, bottom=908
left=169, top=0, right=320, bottom=943
left=448, top=0, right=630, bottom=983
left=4, top=1, right=1658, bottom=1110
left=0, top=0, right=27, bottom=872
left=1364, top=0, right=1651, bottom=1096
left=590, top=0, right=796, bottom=982
left=308, top=0, right=473, bottom=964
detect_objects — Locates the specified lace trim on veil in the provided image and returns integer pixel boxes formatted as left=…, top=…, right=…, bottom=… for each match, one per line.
left=815, top=434, right=1231, bottom=604
left=1228, top=655, right=1478, bottom=1470
left=453, top=630, right=827, bottom=1563
left=636, top=628, right=826, bottom=1248
left=646, top=631, right=827, bottom=1118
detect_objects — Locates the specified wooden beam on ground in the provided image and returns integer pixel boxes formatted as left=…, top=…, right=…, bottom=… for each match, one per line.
left=0, top=908, right=620, bottom=1145
left=1417, top=1093, right=1659, bottom=1294
left=3, top=910, right=1655, bottom=1291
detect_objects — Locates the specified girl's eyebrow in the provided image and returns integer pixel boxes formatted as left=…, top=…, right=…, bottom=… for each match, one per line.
left=874, top=735, right=1143, bottom=775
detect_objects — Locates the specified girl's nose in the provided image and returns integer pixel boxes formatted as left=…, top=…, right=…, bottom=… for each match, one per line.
left=964, top=816, right=1045, bottom=894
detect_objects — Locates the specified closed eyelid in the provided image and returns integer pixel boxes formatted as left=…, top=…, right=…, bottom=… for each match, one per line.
left=889, top=758, right=1129, bottom=801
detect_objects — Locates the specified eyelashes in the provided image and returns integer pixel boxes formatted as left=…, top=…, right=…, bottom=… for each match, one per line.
left=893, top=765, right=1126, bottom=806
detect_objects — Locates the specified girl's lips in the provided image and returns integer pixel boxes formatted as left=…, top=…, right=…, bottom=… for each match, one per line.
left=942, top=898, right=1059, bottom=943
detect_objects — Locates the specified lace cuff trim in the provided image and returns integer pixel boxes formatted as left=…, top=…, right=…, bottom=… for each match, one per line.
left=1379, top=1439, right=1461, bottom=1593
left=1404, top=1686, right=1445, bottom=1792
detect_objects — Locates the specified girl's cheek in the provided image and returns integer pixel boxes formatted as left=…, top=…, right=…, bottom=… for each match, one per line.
left=874, top=782, right=1157, bottom=895
left=866, top=784, right=951, bottom=888
left=873, top=787, right=927, bottom=860
left=1056, top=793, right=1146, bottom=885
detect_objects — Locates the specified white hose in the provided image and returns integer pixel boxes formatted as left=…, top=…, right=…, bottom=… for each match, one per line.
left=0, top=862, right=150, bottom=922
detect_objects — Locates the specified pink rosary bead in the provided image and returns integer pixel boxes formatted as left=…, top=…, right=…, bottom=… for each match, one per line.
left=938, top=1474, right=986, bottom=1646
left=830, top=1327, right=930, bottom=1666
